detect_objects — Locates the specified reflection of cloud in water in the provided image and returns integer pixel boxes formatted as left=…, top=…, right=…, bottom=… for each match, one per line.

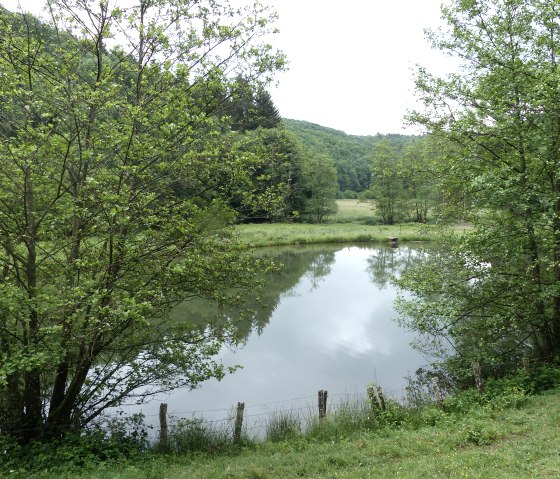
left=127, top=245, right=426, bottom=430
left=277, top=247, right=402, bottom=358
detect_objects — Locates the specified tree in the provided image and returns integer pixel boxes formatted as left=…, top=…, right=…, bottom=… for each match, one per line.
left=220, top=127, right=306, bottom=222
left=368, top=139, right=405, bottom=224
left=224, top=77, right=281, bottom=132
left=0, top=0, right=284, bottom=443
left=400, top=135, right=446, bottom=223
left=398, top=0, right=560, bottom=371
left=301, top=152, right=338, bottom=223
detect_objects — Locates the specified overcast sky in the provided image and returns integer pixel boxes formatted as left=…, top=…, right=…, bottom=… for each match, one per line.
left=267, top=0, right=448, bottom=135
left=1, top=0, right=450, bottom=136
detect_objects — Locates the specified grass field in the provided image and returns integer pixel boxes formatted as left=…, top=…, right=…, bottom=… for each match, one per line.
left=234, top=200, right=470, bottom=247
left=23, top=389, right=560, bottom=479
left=234, top=222, right=436, bottom=247
left=329, top=199, right=377, bottom=223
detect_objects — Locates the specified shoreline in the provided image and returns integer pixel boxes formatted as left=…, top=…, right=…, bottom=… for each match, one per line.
left=234, top=222, right=469, bottom=248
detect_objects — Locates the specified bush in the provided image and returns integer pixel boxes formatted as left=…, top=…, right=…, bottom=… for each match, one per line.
left=443, top=366, right=560, bottom=414
left=455, top=419, right=498, bottom=447
left=0, top=414, right=149, bottom=476
left=338, top=190, right=359, bottom=199
left=485, top=365, right=560, bottom=396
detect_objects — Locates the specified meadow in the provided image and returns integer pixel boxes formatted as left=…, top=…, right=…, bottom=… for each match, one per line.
left=235, top=200, right=470, bottom=247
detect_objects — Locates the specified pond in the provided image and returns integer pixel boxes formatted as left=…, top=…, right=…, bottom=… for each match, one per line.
left=124, top=244, right=428, bottom=436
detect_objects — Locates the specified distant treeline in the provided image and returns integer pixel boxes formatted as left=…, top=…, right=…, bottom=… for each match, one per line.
left=282, top=119, right=415, bottom=197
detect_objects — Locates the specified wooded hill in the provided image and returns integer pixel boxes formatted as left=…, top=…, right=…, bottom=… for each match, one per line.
left=282, top=119, right=416, bottom=196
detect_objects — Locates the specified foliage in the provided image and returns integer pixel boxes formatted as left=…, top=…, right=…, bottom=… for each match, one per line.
left=0, top=0, right=285, bottom=443
left=283, top=119, right=415, bottom=194
left=218, top=128, right=306, bottom=221
left=366, top=135, right=445, bottom=224
left=368, top=139, right=406, bottom=224
left=224, top=77, right=282, bottom=132
left=300, top=151, right=338, bottom=222
left=0, top=415, right=148, bottom=474
left=398, top=0, right=560, bottom=368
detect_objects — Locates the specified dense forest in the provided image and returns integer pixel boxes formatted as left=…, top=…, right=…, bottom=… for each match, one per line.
left=283, top=119, right=414, bottom=196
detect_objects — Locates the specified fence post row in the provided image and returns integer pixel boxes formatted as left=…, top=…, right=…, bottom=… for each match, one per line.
left=155, top=357, right=539, bottom=441
left=318, top=390, right=328, bottom=419
left=367, top=385, right=386, bottom=411
left=431, top=377, right=444, bottom=407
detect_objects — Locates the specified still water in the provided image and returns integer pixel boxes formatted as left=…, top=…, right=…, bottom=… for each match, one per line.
left=131, top=244, right=427, bottom=433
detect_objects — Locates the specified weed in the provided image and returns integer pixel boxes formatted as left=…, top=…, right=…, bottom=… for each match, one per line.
left=265, top=410, right=301, bottom=442
left=168, top=416, right=235, bottom=454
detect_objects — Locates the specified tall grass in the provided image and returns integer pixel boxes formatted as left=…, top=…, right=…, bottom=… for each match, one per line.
left=166, top=417, right=235, bottom=454
left=235, top=223, right=436, bottom=247
left=329, top=199, right=378, bottom=224
left=265, top=410, right=301, bottom=442
left=234, top=200, right=472, bottom=247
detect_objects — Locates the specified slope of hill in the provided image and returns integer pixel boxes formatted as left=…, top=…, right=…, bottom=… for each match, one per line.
left=282, top=119, right=416, bottom=194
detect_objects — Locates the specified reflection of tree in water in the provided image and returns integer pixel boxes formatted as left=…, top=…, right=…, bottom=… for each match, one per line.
left=304, top=252, right=336, bottom=290
left=171, top=245, right=342, bottom=345
left=367, top=246, right=431, bottom=289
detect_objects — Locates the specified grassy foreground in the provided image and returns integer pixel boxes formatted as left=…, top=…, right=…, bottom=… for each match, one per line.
left=20, top=390, right=560, bottom=479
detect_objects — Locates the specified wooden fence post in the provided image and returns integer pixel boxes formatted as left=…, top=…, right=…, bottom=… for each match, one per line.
left=233, top=402, right=245, bottom=444
left=472, top=362, right=485, bottom=395
left=159, top=403, right=168, bottom=449
left=432, top=377, right=444, bottom=407
left=376, top=385, right=386, bottom=411
left=522, top=357, right=530, bottom=371
left=367, top=385, right=386, bottom=411
left=318, top=390, right=328, bottom=419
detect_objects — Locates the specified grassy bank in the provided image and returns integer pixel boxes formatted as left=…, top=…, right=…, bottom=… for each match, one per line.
left=14, top=387, right=560, bottom=479
left=234, top=200, right=471, bottom=247
left=234, top=222, right=437, bottom=247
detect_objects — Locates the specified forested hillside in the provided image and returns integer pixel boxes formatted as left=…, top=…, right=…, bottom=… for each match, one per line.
left=283, top=119, right=415, bottom=196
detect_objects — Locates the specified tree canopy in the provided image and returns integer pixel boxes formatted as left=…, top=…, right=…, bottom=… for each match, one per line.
left=398, top=0, right=560, bottom=374
left=282, top=119, right=414, bottom=196
left=0, top=0, right=284, bottom=443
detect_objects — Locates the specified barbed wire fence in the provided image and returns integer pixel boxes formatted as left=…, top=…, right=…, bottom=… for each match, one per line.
left=0, top=355, right=553, bottom=443
left=148, top=386, right=409, bottom=446
left=129, top=354, right=556, bottom=448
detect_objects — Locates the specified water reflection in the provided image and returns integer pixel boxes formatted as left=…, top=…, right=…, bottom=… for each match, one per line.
left=131, top=244, right=428, bottom=431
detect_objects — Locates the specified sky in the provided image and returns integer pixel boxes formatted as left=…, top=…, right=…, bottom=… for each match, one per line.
left=1, top=0, right=451, bottom=136
left=266, top=0, right=449, bottom=135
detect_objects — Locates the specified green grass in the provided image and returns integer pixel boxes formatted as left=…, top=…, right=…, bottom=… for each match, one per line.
left=234, top=200, right=471, bottom=247
left=329, top=199, right=377, bottom=223
left=234, top=223, right=437, bottom=247
left=19, top=390, right=560, bottom=478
